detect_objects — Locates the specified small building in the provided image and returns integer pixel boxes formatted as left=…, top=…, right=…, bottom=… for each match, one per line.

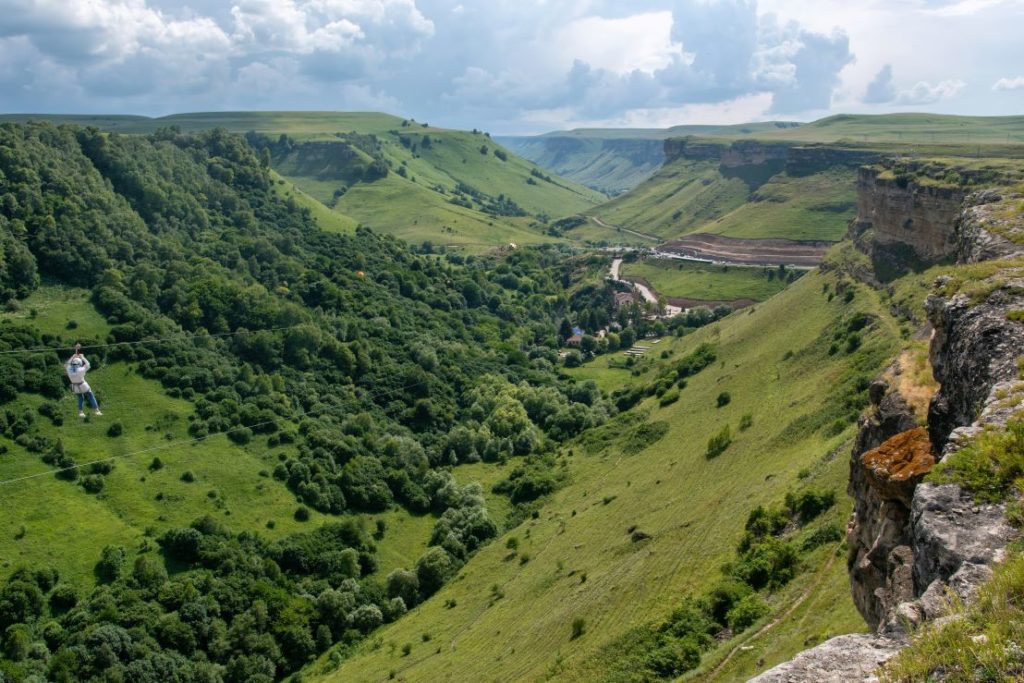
left=566, top=334, right=583, bottom=347
left=613, top=291, right=636, bottom=309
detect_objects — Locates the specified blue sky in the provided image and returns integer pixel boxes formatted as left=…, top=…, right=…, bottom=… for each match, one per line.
left=1, top=0, right=1022, bottom=133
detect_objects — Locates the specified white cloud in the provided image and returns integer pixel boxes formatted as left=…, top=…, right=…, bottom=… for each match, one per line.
left=993, top=75, right=1024, bottom=90
left=895, top=79, right=966, bottom=104
left=863, top=64, right=896, bottom=103
left=0, top=0, right=1017, bottom=131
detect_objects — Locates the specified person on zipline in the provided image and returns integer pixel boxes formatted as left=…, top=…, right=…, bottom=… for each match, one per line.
left=65, top=344, right=102, bottom=418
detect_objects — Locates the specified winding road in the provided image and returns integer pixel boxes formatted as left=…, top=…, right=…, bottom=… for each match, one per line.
left=609, top=258, right=683, bottom=317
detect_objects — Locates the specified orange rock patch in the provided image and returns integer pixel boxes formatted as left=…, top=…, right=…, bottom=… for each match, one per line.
left=862, top=427, right=936, bottom=504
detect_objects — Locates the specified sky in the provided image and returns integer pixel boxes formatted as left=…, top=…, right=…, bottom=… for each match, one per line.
left=0, top=0, right=1022, bottom=134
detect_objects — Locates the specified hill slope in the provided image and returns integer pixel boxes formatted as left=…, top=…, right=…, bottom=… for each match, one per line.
left=307, top=265, right=904, bottom=682
left=0, top=122, right=618, bottom=683
left=0, top=112, right=606, bottom=251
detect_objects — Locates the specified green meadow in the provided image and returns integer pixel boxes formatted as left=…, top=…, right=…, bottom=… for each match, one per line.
left=620, top=259, right=795, bottom=302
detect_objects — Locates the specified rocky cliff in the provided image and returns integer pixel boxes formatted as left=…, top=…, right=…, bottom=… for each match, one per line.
left=663, top=137, right=879, bottom=177
left=855, top=160, right=1024, bottom=270
left=753, top=175, right=1024, bottom=682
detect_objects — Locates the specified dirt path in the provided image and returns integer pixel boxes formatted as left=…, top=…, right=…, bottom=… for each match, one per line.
left=704, top=548, right=841, bottom=681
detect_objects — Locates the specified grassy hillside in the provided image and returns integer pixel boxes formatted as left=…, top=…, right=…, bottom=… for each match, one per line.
left=585, top=158, right=751, bottom=241
left=703, top=168, right=857, bottom=242
left=0, top=122, right=628, bottom=682
left=752, top=113, right=1024, bottom=146
left=620, top=258, right=795, bottom=302
left=306, top=267, right=905, bottom=682
left=0, top=111, right=605, bottom=251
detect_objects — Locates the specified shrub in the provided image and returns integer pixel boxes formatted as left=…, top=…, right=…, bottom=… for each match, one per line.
left=675, top=344, right=716, bottom=380
left=228, top=427, right=253, bottom=445
left=659, top=389, right=680, bottom=407
left=180, top=470, right=196, bottom=483
left=96, top=545, right=127, bottom=582
left=106, top=421, right=124, bottom=437
left=81, top=475, right=104, bottom=494
left=716, top=391, right=731, bottom=408
left=785, top=489, right=836, bottom=523
left=801, top=524, right=843, bottom=551
left=739, top=413, right=753, bottom=431
left=570, top=616, right=586, bottom=640
left=706, top=425, right=732, bottom=459
left=726, top=593, right=769, bottom=631
left=149, top=457, right=164, bottom=471
left=294, top=506, right=311, bottom=522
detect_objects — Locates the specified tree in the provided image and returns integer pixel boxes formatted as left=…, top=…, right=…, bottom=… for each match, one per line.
left=416, top=547, right=455, bottom=597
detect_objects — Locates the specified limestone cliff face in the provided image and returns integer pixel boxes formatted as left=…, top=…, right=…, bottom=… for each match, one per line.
left=661, top=137, right=878, bottom=177
left=754, top=177, right=1024, bottom=682
left=855, top=166, right=965, bottom=262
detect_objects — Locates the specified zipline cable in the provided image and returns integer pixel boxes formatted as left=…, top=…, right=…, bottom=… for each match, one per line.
left=0, top=323, right=309, bottom=357
left=0, top=355, right=501, bottom=488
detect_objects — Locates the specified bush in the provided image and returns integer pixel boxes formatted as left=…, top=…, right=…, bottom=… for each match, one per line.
left=785, top=489, right=836, bottom=523
left=106, top=421, right=124, bottom=437
left=801, top=523, right=843, bottom=551
left=81, top=475, right=104, bottom=494
left=706, top=425, right=732, bottom=459
left=726, top=593, right=769, bottom=632
left=739, top=413, right=753, bottom=431
left=180, top=470, right=196, bottom=483
left=659, top=389, right=680, bottom=407
left=294, top=506, right=311, bottom=522
left=570, top=616, right=586, bottom=640
left=228, top=427, right=253, bottom=445
left=149, top=457, right=163, bottom=471
left=675, top=344, right=716, bottom=380
left=716, top=392, right=731, bottom=408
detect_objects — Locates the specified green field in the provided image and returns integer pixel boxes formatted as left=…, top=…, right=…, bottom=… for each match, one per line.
left=620, top=259, right=795, bottom=302
left=752, top=113, right=1024, bottom=146
left=307, top=268, right=904, bottom=682
left=704, top=168, right=858, bottom=242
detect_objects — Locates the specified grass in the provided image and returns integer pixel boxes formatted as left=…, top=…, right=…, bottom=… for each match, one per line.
left=881, top=551, right=1024, bottom=682
left=929, top=420, right=1024, bottom=504
left=304, top=269, right=904, bottom=682
left=270, top=171, right=358, bottom=234
left=619, top=259, right=794, bottom=302
left=703, top=169, right=857, bottom=242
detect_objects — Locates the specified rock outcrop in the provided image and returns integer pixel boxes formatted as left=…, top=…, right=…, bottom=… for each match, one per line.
left=855, top=166, right=965, bottom=263
left=749, top=634, right=904, bottom=683
left=754, top=168, right=1024, bottom=681
left=662, top=137, right=879, bottom=177
left=957, top=190, right=1024, bottom=263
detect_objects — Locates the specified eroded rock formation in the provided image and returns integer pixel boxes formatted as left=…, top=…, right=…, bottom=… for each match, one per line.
left=754, top=165, right=1024, bottom=682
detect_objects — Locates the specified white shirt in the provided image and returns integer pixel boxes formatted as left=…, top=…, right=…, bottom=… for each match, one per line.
left=65, top=357, right=92, bottom=394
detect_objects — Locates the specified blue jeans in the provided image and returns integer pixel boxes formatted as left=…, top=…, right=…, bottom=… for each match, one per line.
left=77, top=392, right=99, bottom=411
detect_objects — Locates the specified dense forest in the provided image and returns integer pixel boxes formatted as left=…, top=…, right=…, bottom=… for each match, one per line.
left=0, top=122, right=637, bottom=682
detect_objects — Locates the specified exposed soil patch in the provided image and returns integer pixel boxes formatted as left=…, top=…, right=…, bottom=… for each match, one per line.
left=661, top=233, right=833, bottom=267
